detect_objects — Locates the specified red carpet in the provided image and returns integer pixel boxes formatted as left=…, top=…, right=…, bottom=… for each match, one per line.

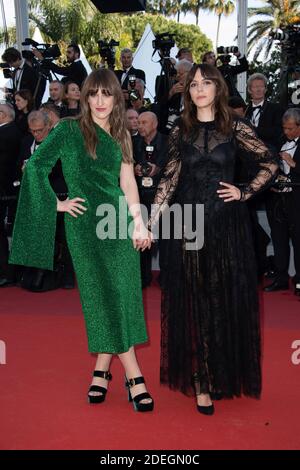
left=0, top=276, right=300, bottom=450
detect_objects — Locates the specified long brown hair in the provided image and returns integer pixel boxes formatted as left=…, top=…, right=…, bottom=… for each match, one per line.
left=77, top=69, right=133, bottom=162
left=181, top=64, right=232, bottom=137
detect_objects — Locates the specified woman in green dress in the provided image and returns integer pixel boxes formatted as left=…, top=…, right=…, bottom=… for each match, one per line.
left=10, top=69, right=154, bottom=412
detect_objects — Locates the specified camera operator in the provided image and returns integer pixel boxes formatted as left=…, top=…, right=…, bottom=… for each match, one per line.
left=1, top=47, right=40, bottom=105
left=0, top=103, right=22, bottom=287
left=133, top=111, right=168, bottom=288
left=217, top=47, right=248, bottom=98
left=114, top=48, right=146, bottom=98
left=33, top=44, right=87, bottom=89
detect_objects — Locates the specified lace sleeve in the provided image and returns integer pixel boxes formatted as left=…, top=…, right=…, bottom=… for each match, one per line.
left=148, top=126, right=181, bottom=231
left=234, top=119, right=278, bottom=201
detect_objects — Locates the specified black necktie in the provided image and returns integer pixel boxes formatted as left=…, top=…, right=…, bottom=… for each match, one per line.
left=252, top=105, right=261, bottom=112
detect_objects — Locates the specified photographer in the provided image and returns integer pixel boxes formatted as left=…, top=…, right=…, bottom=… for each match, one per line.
left=114, top=48, right=146, bottom=95
left=127, top=78, right=148, bottom=113
left=159, top=59, right=193, bottom=134
left=217, top=47, right=248, bottom=98
left=33, top=44, right=87, bottom=89
left=133, top=111, right=168, bottom=288
left=1, top=47, right=39, bottom=105
left=202, top=47, right=248, bottom=98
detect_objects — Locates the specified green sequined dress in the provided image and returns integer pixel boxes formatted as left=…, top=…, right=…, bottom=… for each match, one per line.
left=10, top=119, right=148, bottom=353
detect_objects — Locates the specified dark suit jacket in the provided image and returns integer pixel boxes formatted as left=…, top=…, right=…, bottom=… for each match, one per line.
left=133, top=132, right=168, bottom=192
left=278, top=137, right=300, bottom=206
left=0, top=122, right=22, bottom=195
left=245, top=100, right=284, bottom=150
left=114, top=66, right=146, bottom=90
left=11, top=62, right=45, bottom=106
left=49, top=60, right=88, bottom=88
left=12, top=63, right=38, bottom=96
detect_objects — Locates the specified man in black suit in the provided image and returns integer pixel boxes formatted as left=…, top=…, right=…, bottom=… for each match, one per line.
left=114, top=48, right=146, bottom=96
left=133, top=111, right=168, bottom=288
left=264, top=108, right=300, bottom=295
left=245, top=73, right=284, bottom=150
left=2, top=47, right=41, bottom=105
left=33, top=44, right=88, bottom=89
left=0, top=103, right=22, bottom=286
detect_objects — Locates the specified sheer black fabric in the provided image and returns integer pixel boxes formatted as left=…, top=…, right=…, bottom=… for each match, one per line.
left=150, top=119, right=278, bottom=398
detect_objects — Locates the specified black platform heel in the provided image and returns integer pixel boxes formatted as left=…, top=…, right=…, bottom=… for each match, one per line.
left=192, top=372, right=214, bottom=416
left=87, top=370, right=112, bottom=404
left=125, top=376, right=154, bottom=412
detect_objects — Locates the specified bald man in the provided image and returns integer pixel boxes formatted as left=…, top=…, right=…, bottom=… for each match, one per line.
left=133, top=111, right=169, bottom=288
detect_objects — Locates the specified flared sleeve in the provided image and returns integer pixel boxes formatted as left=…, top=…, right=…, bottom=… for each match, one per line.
left=234, top=119, right=279, bottom=201
left=9, top=120, right=69, bottom=270
left=148, top=125, right=181, bottom=232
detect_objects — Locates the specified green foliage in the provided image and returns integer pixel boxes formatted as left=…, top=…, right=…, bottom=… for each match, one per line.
left=123, top=13, right=212, bottom=62
left=247, top=0, right=300, bottom=59
left=25, top=2, right=212, bottom=68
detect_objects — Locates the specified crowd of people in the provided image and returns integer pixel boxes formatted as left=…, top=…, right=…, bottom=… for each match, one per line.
left=1, top=41, right=300, bottom=414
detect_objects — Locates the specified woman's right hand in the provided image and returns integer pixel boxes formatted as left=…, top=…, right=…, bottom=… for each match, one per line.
left=57, top=197, right=87, bottom=218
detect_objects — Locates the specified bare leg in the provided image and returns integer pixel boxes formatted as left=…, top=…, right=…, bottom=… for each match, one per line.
left=118, top=346, right=152, bottom=404
left=196, top=394, right=212, bottom=407
left=193, top=373, right=213, bottom=407
left=89, top=353, right=113, bottom=397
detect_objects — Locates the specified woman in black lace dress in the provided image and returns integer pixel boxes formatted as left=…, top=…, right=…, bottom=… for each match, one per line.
left=150, top=64, right=278, bottom=415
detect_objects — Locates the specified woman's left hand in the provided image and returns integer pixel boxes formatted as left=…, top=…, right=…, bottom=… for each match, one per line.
left=217, top=181, right=241, bottom=202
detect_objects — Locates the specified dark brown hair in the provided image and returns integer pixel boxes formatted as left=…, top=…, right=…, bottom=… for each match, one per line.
left=181, top=64, right=232, bottom=137
left=77, top=69, right=132, bottom=163
left=14, top=89, right=35, bottom=113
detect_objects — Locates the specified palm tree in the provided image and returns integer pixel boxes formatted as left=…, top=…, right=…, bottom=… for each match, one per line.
left=247, top=0, right=300, bottom=59
left=169, top=1, right=185, bottom=22
left=209, top=1, right=235, bottom=48
left=184, top=1, right=214, bottom=26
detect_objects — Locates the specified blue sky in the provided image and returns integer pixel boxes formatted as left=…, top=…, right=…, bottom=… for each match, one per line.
left=1, top=0, right=266, bottom=48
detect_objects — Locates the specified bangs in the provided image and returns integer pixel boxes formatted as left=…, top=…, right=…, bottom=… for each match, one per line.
left=190, top=64, right=221, bottom=84
left=84, top=69, right=120, bottom=98
left=87, top=87, right=113, bottom=97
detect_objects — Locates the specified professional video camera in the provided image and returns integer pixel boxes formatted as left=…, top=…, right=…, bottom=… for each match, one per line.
left=98, top=39, right=119, bottom=69
left=22, top=38, right=61, bottom=60
left=152, top=33, right=176, bottom=59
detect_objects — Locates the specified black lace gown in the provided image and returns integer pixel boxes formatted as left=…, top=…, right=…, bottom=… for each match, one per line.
left=150, top=119, right=278, bottom=398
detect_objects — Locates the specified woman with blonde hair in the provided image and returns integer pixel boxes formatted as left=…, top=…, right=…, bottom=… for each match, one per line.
left=10, top=69, right=154, bottom=412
